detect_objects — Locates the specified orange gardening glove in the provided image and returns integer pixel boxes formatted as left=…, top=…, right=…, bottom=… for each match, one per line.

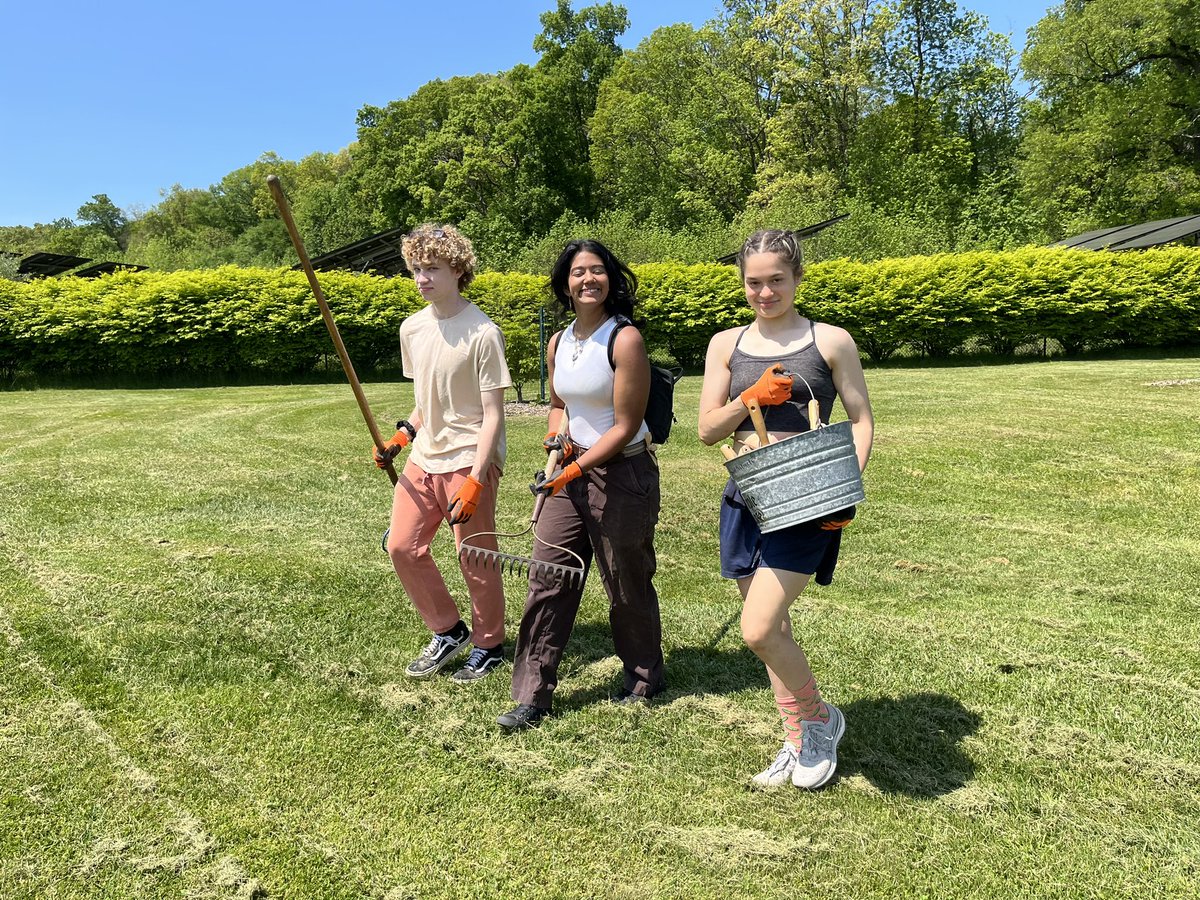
left=819, top=506, right=857, bottom=531
left=739, top=364, right=794, bottom=408
left=374, top=420, right=416, bottom=468
left=533, top=462, right=583, bottom=498
left=543, top=432, right=575, bottom=463
left=447, top=475, right=485, bottom=525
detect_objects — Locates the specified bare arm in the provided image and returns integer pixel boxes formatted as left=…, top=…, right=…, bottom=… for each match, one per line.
left=572, top=326, right=650, bottom=471
left=818, top=324, right=874, bottom=473
left=544, top=332, right=567, bottom=438
left=698, top=328, right=747, bottom=445
left=470, top=388, right=506, bottom=481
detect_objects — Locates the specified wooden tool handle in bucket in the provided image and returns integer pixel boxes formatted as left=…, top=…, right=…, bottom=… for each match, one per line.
left=807, top=398, right=821, bottom=429
left=745, top=397, right=770, bottom=447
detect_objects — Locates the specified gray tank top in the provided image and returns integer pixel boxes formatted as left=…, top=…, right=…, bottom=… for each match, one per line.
left=727, top=322, right=836, bottom=432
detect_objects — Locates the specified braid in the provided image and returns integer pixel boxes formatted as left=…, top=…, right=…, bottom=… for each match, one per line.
left=737, top=230, right=804, bottom=278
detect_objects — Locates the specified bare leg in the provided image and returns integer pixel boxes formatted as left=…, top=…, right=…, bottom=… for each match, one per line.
left=739, top=567, right=828, bottom=725
left=738, top=567, right=817, bottom=694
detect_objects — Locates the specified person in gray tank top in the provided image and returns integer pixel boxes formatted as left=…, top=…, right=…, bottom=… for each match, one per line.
left=698, top=229, right=875, bottom=790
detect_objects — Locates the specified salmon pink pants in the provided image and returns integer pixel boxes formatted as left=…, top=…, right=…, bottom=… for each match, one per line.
left=386, top=459, right=505, bottom=648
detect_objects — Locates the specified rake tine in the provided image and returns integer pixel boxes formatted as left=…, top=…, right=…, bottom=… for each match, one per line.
left=459, top=531, right=585, bottom=588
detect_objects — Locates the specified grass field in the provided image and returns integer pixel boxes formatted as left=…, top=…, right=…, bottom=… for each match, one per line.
left=3, top=357, right=1199, bottom=899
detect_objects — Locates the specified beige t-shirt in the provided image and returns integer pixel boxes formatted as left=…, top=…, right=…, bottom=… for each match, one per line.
left=400, top=302, right=511, bottom=474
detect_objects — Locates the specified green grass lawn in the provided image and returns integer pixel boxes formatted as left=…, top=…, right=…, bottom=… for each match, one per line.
left=3, top=357, right=1199, bottom=899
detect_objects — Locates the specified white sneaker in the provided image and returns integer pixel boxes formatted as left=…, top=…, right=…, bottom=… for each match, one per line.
left=751, top=743, right=801, bottom=788
left=792, top=704, right=845, bottom=789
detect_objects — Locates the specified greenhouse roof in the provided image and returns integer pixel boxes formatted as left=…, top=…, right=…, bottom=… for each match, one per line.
left=301, top=226, right=410, bottom=277
left=17, top=252, right=91, bottom=277
left=715, top=214, right=849, bottom=264
left=1053, top=214, right=1200, bottom=250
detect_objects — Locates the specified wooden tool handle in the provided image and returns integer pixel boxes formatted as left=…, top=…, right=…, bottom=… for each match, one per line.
left=531, top=448, right=564, bottom=523
left=720, top=445, right=737, bottom=461
left=745, top=397, right=770, bottom=447
left=807, top=398, right=821, bottom=430
left=267, top=174, right=398, bottom=486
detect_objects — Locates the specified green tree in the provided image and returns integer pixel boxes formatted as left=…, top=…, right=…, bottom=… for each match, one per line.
left=1019, top=0, right=1200, bottom=235
left=289, top=149, right=372, bottom=257
left=533, top=1, right=629, bottom=217
left=755, top=0, right=881, bottom=188
left=352, top=3, right=629, bottom=264
left=591, top=22, right=770, bottom=227
left=76, top=194, right=130, bottom=250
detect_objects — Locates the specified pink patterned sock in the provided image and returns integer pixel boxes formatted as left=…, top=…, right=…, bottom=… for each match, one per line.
left=791, top=675, right=829, bottom=723
left=776, top=697, right=806, bottom=749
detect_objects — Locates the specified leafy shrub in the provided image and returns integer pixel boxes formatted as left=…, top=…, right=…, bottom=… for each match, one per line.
left=2, top=248, right=1198, bottom=387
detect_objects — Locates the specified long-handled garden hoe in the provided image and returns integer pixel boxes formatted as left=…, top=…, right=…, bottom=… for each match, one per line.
left=458, top=448, right=587, bottom=588
left=266, top=175, right=398, bottom=487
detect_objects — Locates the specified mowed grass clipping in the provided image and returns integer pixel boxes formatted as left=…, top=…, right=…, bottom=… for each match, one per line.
left=2, top=357, right=1199, bottom=899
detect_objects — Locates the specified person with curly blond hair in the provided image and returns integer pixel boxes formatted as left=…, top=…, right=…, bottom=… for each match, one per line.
left=374, top=224, right=513, bottom=682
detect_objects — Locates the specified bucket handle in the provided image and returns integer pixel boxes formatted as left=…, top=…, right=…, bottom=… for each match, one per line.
left=776, top=369, right=823, bottom=430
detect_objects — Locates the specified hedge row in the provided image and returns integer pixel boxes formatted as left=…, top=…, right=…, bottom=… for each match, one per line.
left=639, top=247, right=1200, bottom=365
left=2, top=248, right=1199, bottom=384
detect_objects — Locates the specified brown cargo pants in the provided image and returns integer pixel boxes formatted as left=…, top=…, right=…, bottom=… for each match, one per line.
left=510, top=449, right=665, bottom=708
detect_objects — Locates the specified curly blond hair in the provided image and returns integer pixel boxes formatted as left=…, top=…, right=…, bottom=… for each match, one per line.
left=401, top=223, right=478, bottom=290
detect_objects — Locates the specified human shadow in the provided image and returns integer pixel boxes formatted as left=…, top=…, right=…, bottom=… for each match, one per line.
left=836, top=692, right=982, bottom=798
left=547, top=621, right=981, bottom=798
left=550, top=619, right=665, bottom=709
left=552, top=609, right=764, bottom=709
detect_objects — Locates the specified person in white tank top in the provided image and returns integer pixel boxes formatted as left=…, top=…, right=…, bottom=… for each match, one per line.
left=498, top=239, right=665, bottom=731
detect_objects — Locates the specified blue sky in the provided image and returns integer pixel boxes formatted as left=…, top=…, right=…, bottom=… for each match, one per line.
left=0, top=0, right=1051, bottom=228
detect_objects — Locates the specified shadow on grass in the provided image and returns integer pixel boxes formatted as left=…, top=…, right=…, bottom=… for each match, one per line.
left=532, top=618, right=980, bottom=798
left=836, top=693, right=982, bottom=798
left=552, top=613, right=765, bottom=710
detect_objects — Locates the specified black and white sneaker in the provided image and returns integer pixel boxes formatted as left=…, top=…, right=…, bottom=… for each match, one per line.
left=451, top=645, right=504, bottom=683
left=405, top=624, right=470, bottom=679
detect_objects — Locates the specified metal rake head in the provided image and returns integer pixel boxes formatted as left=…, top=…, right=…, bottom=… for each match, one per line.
left=458, top=543, right=585, bottom=589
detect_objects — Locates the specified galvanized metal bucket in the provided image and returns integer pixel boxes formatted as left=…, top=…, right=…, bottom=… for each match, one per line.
left=724, top=420, right=864, bottom=533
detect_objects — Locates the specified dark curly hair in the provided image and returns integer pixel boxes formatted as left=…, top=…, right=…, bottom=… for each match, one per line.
left=548, top=239, right=638, bottom=321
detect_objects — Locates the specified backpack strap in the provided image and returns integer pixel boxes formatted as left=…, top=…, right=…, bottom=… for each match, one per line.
left=606, top=315, right=633, bottom=370
left=548, top=329, right=563, bottom=364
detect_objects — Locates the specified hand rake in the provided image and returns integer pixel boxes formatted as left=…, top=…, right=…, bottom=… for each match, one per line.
left=458, top=450, right=586, bottom=589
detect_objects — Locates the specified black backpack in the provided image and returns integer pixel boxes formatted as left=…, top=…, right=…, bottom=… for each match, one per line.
left=607, top=315, right=682, bottom=445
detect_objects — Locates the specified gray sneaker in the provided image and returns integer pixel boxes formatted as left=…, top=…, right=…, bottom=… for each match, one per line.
left=791, top=703, right=845, bottom=789
left=751, top=743, right=801, bottom=788
left=405, top=629, right=469, bottom=679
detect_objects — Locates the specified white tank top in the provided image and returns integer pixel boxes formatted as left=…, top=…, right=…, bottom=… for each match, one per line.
left=555, top=316, right=651, bottom=448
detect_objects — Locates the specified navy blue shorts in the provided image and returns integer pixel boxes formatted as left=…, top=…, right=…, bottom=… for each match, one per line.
left=719, top=480, right=846, bottom=583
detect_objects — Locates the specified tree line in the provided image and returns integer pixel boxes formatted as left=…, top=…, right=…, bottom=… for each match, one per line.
left=2, top=0, right=1196, bottom=277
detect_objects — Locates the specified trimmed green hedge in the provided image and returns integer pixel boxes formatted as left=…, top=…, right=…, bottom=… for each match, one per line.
left=2, top=248, right=1198, bottom=384
left=798, top=248, right=1200, bottom=361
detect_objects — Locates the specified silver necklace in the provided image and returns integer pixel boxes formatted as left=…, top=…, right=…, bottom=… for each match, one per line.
left=571, top=324, right=592, bottom=362
left=571, top=317, right=608, bottom=362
